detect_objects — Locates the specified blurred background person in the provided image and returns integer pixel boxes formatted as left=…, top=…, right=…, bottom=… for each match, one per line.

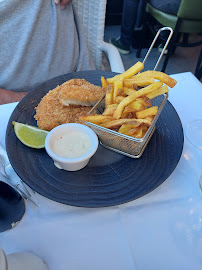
left=0, top=0, right=95, bottom=105
left=109, top=0, right=181, bottom=54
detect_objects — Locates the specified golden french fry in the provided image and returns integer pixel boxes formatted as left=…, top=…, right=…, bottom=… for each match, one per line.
left=133, top=127, right=144, bottom=138
left=127, top=97, right=151, bottom=111
left=115, top=96, right=125, bottom=104
left=136, top=106, right=158, bottom=119
left=108, top=104, right=119, bottom=108
left=134, top=71, right=177, bottom=88
left=138, top=125, right=148, bottom=137
left=125, top=101, right=145, bottom=113
left=142, top=125, right=148, bottom=134
left=123, top=87, right=137, bottom=96
left=101, top=76, right=108, bottom=91
left=120, top=112, right=128, bottom=119
left=106, top=62, right=144, bottom=84
left=123, top=82, right=138, bottom=90
left=102, top=104, right=118, bottom=116
left=144, top=115, right=154, bottom=123
left=147, top=85, right=169, bottom=99
left=134, top=79, right=155, bottom=87
left=125, top=125, right=149, bottom=138
left=135, top=126, right=148, bottom=138
left=117, top=88, right=126, bottom=97
left=113, top=79, right=123, bottom=102
left=132, top=82, right=138, bottom=90
left=141, top=96, right=152, bottom=107
left=118, top=124, right=140, bottom=134
left=101, top=118, right=151, bottom=129
left=120, top=112, right=133, bottom=119
left=126, top=126, right=142, bottom=137
left=123, top=77, right=155, bottom=87
left=105, top=84, right=114, bottom=107
left=113, top=82, right=163, bottom=119
left=132, top=97, right=151, bottom=107
left=131, top=72, right=154, bottom=79
left=122, top=100, right=148, bottom=116
left=101, top=119, right=140, bottom=129
left=123, top=106, right=137, bottom=114
left=79, top=115, right=113, bottom=124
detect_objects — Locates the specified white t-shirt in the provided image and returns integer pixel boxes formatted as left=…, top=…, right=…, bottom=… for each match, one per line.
left=0, top=0, right=95, bottom=92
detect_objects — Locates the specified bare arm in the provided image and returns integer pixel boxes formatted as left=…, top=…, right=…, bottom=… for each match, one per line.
left=0, top=88, right=27, bottom=105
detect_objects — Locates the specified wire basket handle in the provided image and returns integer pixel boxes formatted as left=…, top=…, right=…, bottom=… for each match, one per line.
left=143, top=27, right=173, bottom=71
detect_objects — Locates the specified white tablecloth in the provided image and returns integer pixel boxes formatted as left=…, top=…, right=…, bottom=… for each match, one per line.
left=0, top=72, right=202, bottom=270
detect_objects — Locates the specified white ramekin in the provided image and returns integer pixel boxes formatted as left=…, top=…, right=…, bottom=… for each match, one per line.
left=45, top=123, right=98, bottom=171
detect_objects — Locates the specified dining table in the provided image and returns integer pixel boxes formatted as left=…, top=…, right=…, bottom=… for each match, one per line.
left=0, top=71, right=202, bottom=270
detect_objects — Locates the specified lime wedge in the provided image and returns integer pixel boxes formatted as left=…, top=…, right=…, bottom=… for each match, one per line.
left=12, top=121, right=49, bottom=149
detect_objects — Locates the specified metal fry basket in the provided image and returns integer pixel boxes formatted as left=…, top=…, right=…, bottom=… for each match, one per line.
left=85, top=27, right=173, bottom=158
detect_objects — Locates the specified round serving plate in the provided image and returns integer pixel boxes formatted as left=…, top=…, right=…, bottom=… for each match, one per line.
left=6, top=71, right=184, bottom=207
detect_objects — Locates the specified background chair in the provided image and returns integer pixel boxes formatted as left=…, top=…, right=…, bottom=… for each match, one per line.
left=136, top=0, right=202, bottom=79
left=72, top=0, right=125, bottom=73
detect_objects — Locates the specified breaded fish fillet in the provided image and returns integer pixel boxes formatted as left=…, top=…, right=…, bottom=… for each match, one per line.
left=59, top=79, right=104, bottom=106
left=34, top=85, right=93, bottom=131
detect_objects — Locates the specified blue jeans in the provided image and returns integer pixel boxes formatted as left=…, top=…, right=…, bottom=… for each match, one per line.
left=120, top=0, right=181, bottom=46
left=120, top=0, right=140, bottom=47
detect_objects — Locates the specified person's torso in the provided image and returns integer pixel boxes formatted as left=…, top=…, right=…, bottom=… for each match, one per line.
left=0, top=0, right=79, bottom=91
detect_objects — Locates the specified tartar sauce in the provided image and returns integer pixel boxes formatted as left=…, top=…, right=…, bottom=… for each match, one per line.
left=51, top=131, right=91, bottom=159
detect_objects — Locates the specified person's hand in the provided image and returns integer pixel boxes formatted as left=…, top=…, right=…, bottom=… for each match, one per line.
left=54, top=0, right=72, bottom=9
left=0, top=88, right=27, bottom=105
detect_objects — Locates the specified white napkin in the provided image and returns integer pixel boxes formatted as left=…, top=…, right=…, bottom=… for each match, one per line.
left=1, top=75, right=202, bottom=270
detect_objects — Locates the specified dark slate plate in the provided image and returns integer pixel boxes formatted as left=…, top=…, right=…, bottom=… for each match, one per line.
left=0, top=181, right=25, bottom=232
left=6, top=71, right=184, bottom=207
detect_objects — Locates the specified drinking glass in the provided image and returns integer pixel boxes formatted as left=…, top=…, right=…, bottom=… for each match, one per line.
left=185, top=119, right=202, bottom=191
left=185, top=120, right=202, bottom=150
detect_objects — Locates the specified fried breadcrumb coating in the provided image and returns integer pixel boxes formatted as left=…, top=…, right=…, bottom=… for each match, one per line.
left=34, top=83, right=94, bottom=131
left=59, top=79, right=104, bottom=106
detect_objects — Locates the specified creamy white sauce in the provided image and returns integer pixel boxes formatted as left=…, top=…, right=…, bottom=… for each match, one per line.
left=51, top=131, right=91, bottom=158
